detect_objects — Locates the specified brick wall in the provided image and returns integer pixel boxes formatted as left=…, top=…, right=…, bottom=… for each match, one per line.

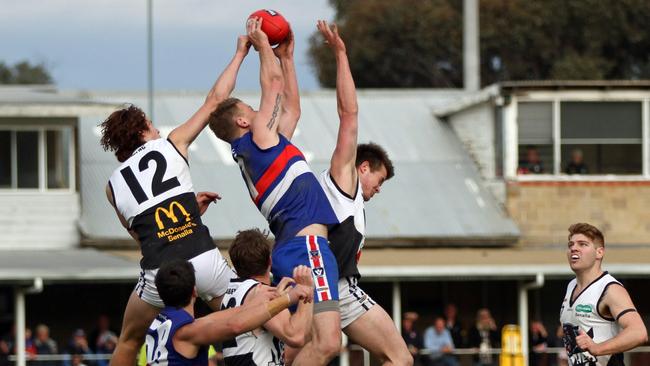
left=507, top=181, right=650, bottom=246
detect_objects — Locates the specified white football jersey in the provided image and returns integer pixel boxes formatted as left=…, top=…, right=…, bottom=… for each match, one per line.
left=109, top=138, right=194, bottom=226
left=559, top=272, right=624, bottom=366
left=222, top=279, right=284, bottom=366
left=318, top=169, right=365, bottom=278
left=108, top=138, right=214, bottom=270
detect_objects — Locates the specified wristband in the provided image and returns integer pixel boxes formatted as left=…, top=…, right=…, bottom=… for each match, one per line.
left=267, top=293, right=291, bottom=318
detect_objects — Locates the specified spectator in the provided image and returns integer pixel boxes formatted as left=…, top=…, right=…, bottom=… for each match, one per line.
left=88, top=315, right=117, bottom=366
left=444, top=304, right=464, bottom=348
left=34, top=324, right=58, bottom=366
left=65, top=329, right=93, bottom=366
left=518, top=146, right=545, bottom=174
left=530, top=320, right=548, bottom=366
left=423, top=316, right=459, bottom=366
left=70, top=354, right=87, bottom=366
left=0, top=325, right=37, bottom=362
left=468, top=308, right=500, bottom=366
left=402, top=312, right=424, bottom=366
left=0, top=327, right=10, bottom=366
left=565, top=149, right=588, bottom=174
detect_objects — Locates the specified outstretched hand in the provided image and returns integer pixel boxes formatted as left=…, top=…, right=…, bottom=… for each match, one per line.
left=247, top=16, right=270, bottom=51
left=273, top=28, right=294, bottom=59
left=317, top=20, right=346, bottom=53
left=236, top=35, right=252, bottom=56
left=196, top=191, right=221, bottom=215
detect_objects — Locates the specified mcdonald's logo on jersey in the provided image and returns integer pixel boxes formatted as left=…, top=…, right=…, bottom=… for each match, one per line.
left=154, top=201, right=191, bottom=230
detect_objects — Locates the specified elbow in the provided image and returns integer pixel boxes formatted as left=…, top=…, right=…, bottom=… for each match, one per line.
left=269, top=75, right=284, bottom=89
left=283, top=333, right=306, bottom=348
left=262, top=75, right=284, bottom=96
left=338, top=107, right=358, bottom=118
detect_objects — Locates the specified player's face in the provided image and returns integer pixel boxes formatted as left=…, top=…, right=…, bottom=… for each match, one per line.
left=567, top=233, right=603, bottom=272
left=359, top=162, right=388, bottom=201
left=141, top=119, right=160, bottom=141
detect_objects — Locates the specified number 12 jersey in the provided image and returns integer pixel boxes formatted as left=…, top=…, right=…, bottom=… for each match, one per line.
left=108, top=138, right=215, bottom=269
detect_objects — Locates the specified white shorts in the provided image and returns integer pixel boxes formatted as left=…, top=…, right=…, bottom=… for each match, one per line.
left=339, top=276, right=376, bottom=329
left=134, top=248, right=235, bottom=308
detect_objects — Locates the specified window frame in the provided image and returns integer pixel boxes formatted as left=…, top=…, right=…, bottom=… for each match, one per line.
left=0, top=125, right=76, bottom=193
left=505, top=90, right=650, bottom=180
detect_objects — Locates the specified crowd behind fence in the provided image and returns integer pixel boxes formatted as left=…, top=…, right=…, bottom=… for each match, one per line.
left=1, top=305, right=648, bottom=366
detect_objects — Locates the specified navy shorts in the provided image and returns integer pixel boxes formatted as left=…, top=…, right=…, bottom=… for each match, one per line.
left=271, top=235, right=339, bottom=311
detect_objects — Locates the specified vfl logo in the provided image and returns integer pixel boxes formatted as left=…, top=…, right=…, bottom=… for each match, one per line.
left=310, top=250, right=320, bottom=258
left=312, top=267, right=325, bottom=277
left=154, top=201, right=191, bottom=230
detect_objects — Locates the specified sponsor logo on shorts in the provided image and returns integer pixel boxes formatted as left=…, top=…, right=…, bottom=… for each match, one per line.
left=313, top=267, right=325, bottom=277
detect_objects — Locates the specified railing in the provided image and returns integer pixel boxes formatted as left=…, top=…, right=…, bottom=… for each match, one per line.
left=4, top=346, right=650, bottom=365
left=343, top=345, right=650, bottom=366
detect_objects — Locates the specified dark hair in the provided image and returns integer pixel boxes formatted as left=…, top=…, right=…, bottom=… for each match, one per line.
left=208, top=98, right=242, bottom=143
left=356, top=142, right=395, bottom=180
left=99, top=105, right=149, bottom=162
left=155, top=260, right=196, bottom=308
left=228, top=228, right=271, bottom=279
left=568, top=223, right=605, bottom=248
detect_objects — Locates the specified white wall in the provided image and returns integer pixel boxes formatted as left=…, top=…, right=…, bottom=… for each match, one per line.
left=447, top=102, right=507, bottom=204
left=0, top=193, right=80, bottom=249
left=448, top=102, right=495, bottom=178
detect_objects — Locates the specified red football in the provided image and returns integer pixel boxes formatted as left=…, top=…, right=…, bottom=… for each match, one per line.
left=248, top=9, right=290, bottom=46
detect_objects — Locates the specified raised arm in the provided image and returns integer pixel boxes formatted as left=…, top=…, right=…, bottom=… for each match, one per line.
left=247, top=17, right=285, bottom=149
left=577, top=284, right=648, bottom=356
left=319, top=20, right=359, bottom=196
left=168, top=36, right=251, bottom=156
left=274, top=30, right=301, bottom=140
left=263, top=266, right=314, bottom=347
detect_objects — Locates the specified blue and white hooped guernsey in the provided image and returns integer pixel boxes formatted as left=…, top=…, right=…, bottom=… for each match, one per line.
left=231, top=133, right=338, bottom=245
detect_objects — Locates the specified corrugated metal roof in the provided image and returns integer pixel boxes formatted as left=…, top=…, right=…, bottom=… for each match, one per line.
left=0, top=85, right=110, bottom=105
left=500, top=79, right=650, bottom=90
left=77, top=89, right=519, bottom=244
left=0, top=248, right=138, bottom=283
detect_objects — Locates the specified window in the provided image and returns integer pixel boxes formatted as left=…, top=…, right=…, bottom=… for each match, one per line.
left=517, top=102, right=553, bottom=175
left=516, top=100, right=643, bottom=176
left=560, top=102, right=642, bottom=174
left=0, top=131, right=10, bottom=187
left=0, top=127, right=74, bottom=190
left=47, top=130, right=71, bottom=189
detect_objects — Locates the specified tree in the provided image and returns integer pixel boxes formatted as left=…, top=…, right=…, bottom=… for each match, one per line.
left=309, top=0, right=650, bottom=88
left=0, top=60, right=53, bottom=84
left=309, top=0, right=462, bottom=88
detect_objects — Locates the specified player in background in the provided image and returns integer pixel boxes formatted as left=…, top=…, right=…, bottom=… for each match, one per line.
left=221, top=229, right=314, bottom=365
left=207, top=18, right=342, bottom=366
left=281, top=21, right=410, bottom=366
left=101, top=36, right=251, bottom=365
left=560, top=223, right=647, bottom=366
left=145, top=259, right=312, bottom=366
